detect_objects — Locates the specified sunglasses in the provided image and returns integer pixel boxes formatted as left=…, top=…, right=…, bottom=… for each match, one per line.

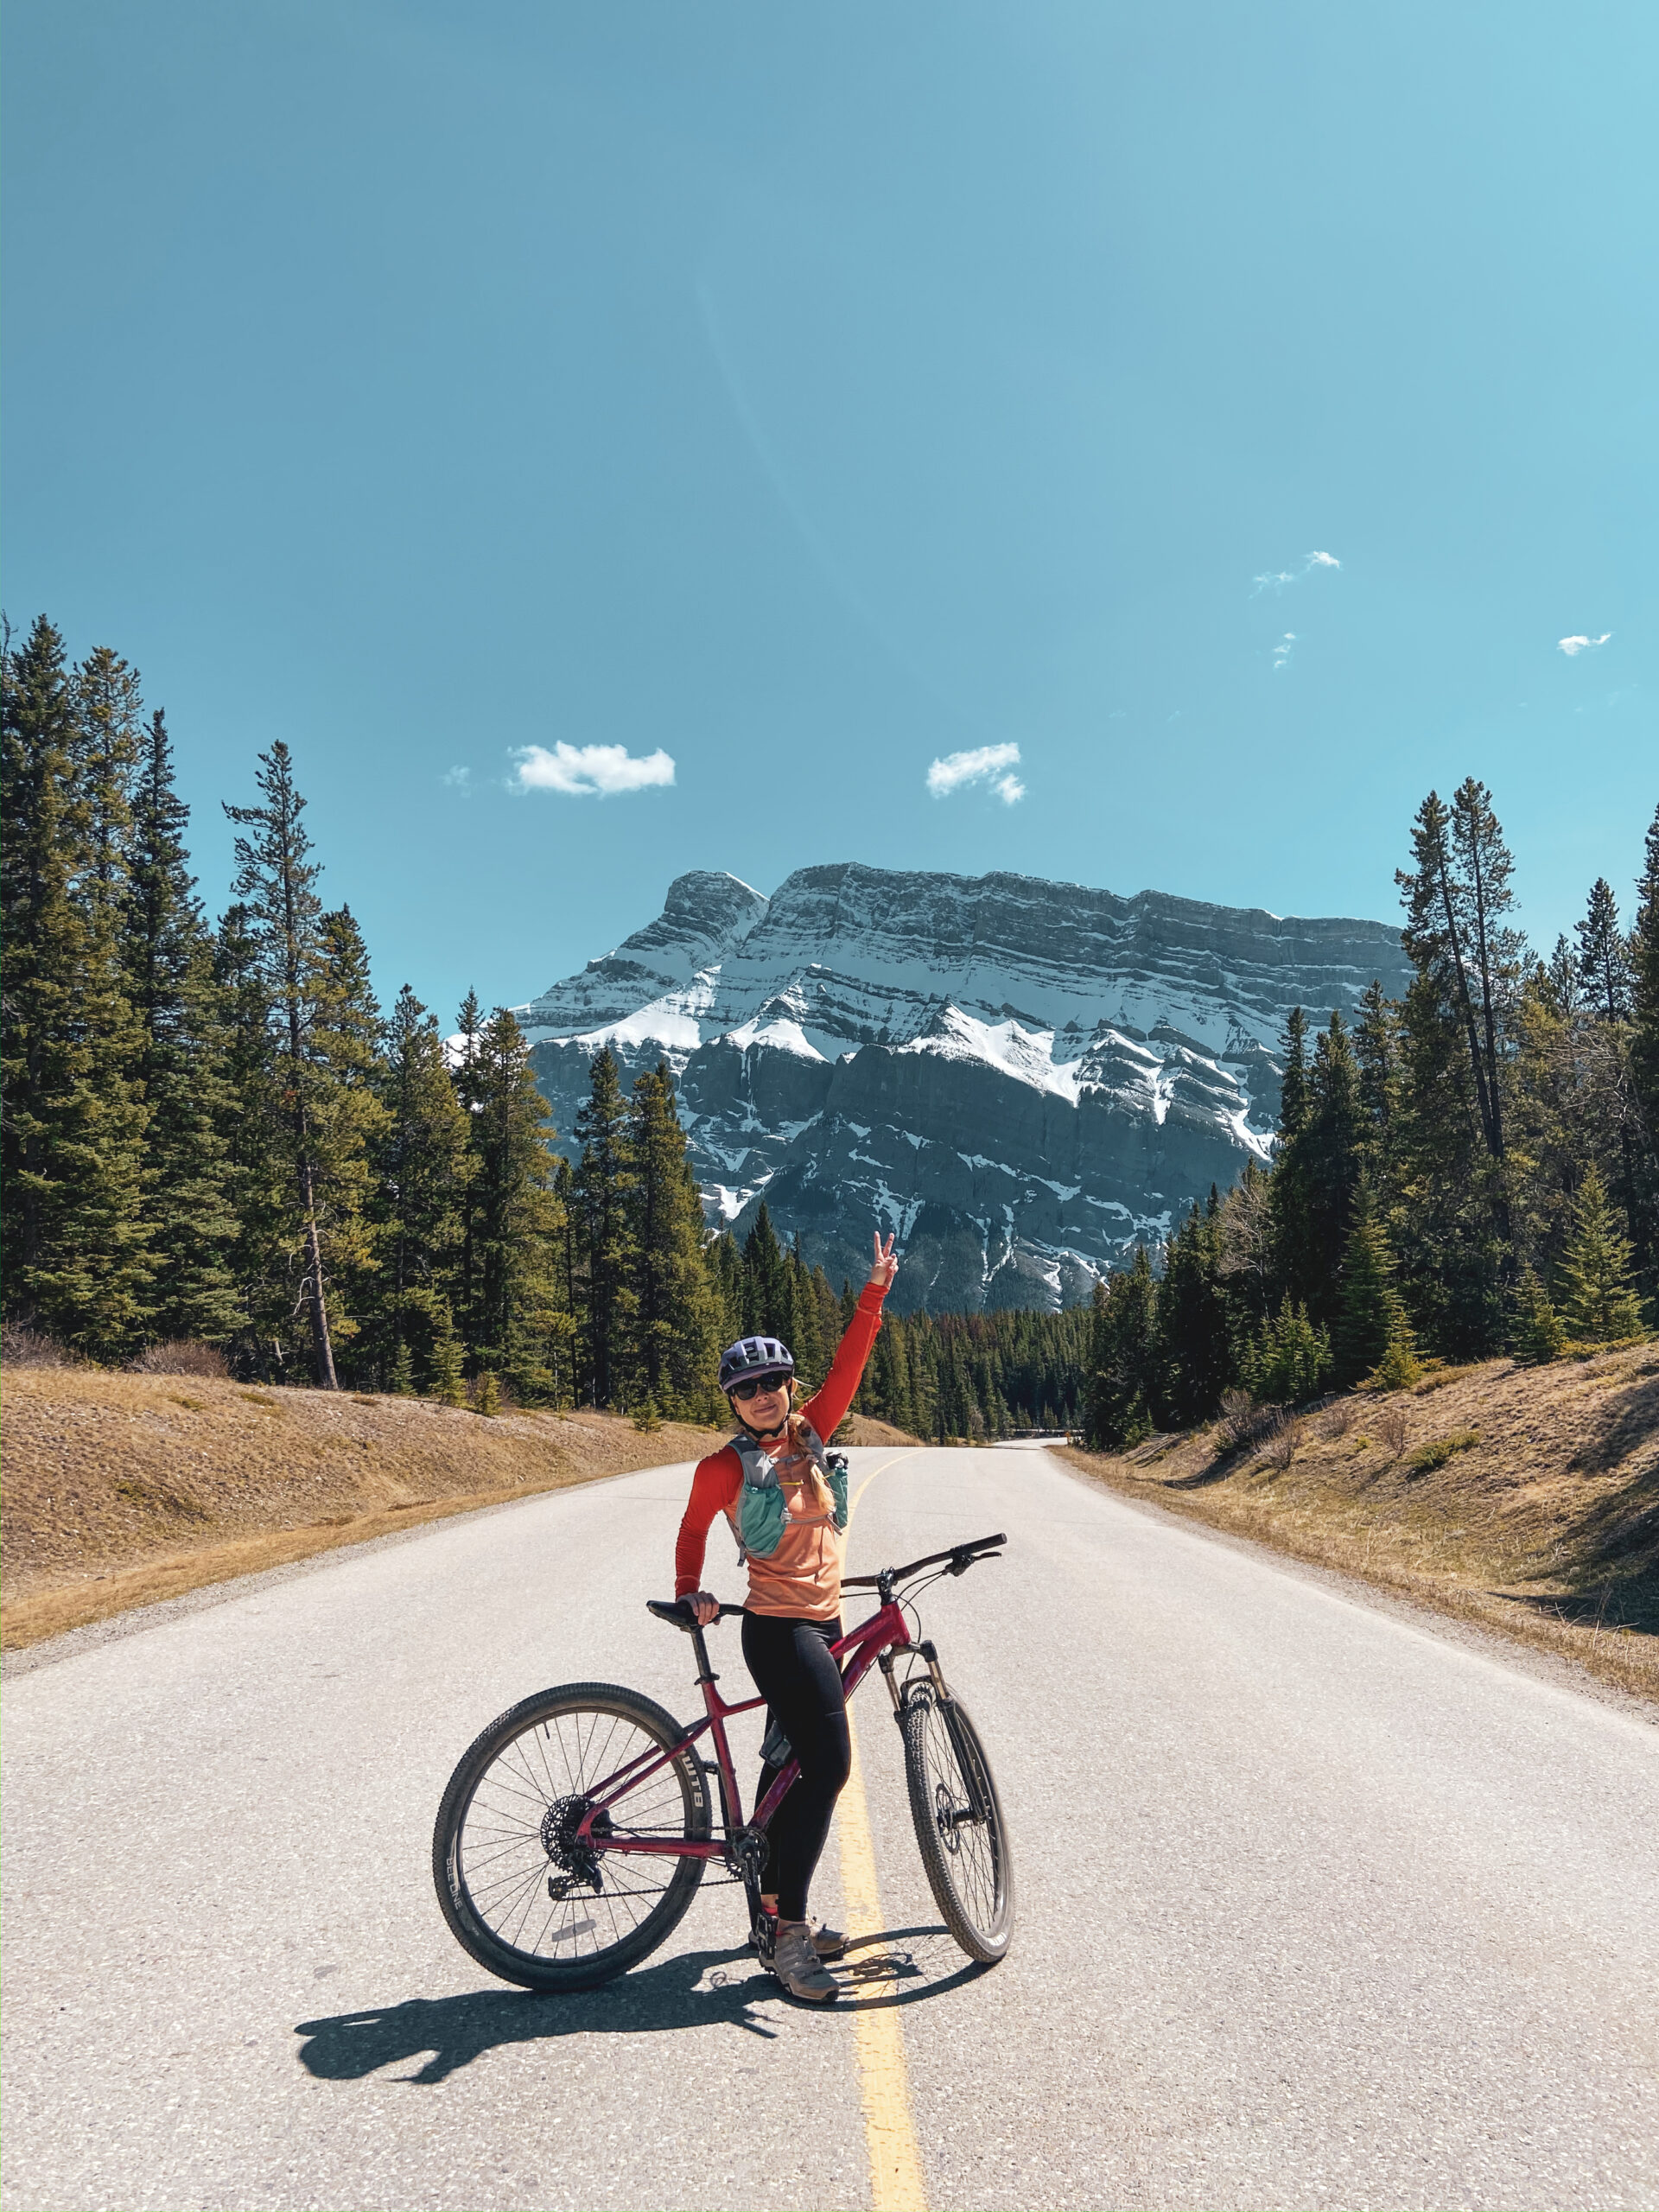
left=729, top=1373, right=790, bottom=1402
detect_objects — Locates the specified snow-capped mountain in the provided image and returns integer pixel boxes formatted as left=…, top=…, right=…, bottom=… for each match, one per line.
left=512, top=863, right=1412, bottom=1312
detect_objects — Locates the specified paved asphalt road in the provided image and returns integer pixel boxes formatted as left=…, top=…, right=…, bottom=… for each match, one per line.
left=3, top=1445, right=1657, bottom=2212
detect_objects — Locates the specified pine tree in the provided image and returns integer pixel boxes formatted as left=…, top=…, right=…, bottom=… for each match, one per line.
left=467, top=1007, right=565, bottom=1398
left=1575, top=878, right=1632, bottom=1024
left=429, top=1323, right=467, bottom=1407
left=1332, top=1176, right=1412, bottom=1386
left=367, top=985, right=471, bottom=1387
left=1248, top=1298, right=1331, bottom=1403
left=1158, top=1198, right=1232, bottom=1423
left=1354, top=980, right=1398, bottom=1141
left=388, top=1339, right=416, bottom=1395
left=1556, top=1166, right=1644, bottom=1342
left=124, top=709, right=242, bottom=1342
left=741, top=1204, right=797, bottom=1347
left=1269, top=1007, right=1314, bottom=1305
left=1084, top=1249, right=1161, bottom=1448
left=626, top=1062, right=716, bottom=1416
left=573, top=1046, right=636, bottom=1407
left=1, top=617, right=152, bottom=1356
left=1300, top=1013, right=1366, bottom=1322
left=1394, top=783, right=1526, bottom=1313
left=213, top=900, right=290, bottom=1372
left=1510, top=1267, right=1566, bottom=1365
left=223, top=744, right=348, bottom=1386
left=1278, top=1005, right=1311, bottom=1141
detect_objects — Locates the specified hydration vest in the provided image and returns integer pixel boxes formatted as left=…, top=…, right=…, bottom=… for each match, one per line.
left=725, top=1421, right=850, bottom=1564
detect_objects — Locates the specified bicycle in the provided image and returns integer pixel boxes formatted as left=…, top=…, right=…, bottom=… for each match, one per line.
left=432, top=1531, right=1014, bottom=1992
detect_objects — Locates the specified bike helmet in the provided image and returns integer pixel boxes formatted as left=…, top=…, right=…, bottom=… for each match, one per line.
left=718, top=1336, right=796, bottom=1393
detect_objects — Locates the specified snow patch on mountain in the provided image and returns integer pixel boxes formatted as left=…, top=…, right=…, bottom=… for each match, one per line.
left=511, top=862, right=1412, bottom=1313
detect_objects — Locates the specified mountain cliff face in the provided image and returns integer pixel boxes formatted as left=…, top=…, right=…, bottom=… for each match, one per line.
left=513, top=863, right=1412, bottom=1313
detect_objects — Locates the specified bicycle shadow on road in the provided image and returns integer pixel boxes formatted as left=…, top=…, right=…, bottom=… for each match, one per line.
left=295, top=1925, right=976, bottom=2085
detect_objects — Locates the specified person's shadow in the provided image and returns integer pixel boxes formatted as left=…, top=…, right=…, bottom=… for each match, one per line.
left=296, top=1928, right=974, bottom=2085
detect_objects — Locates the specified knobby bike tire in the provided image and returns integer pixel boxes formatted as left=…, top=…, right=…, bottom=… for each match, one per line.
left=432, top=1681, right=710, bottom=1992
left=899, top=1688, right=1014, bottom=1963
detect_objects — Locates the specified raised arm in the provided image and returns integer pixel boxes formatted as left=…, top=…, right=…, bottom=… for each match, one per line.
left=802, top=1230, right=899, bottom=1440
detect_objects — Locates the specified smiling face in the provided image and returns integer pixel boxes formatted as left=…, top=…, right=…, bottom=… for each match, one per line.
left=728, top=1374, right=791, bottom=1433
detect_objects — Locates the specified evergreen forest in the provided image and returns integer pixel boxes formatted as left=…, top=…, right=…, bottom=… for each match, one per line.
left=4, top=616, right=1656, bottom=1445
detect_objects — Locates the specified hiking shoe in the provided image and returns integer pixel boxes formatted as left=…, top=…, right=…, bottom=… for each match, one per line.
left=750, top=1913, right=848, bottom=1962
left=769, top=1920, right=839, bottom=2003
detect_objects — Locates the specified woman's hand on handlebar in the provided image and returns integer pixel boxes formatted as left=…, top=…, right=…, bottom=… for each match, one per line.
left=687, top=1591, right=721, bottom=1626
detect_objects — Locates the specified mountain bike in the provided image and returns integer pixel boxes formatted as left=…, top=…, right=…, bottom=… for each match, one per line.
left=432, top=1533, right=1014, bottom=1991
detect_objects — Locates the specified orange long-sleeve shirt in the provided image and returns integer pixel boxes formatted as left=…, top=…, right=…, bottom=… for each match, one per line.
left=673, top=1279, right=889, bottom=1618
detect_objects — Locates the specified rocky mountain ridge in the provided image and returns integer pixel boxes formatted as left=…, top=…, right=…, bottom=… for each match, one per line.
left=514, top=862, right=1414, bottom=1311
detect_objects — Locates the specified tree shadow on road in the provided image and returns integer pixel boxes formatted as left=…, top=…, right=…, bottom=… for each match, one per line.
left=295, top=1924, right=976, bottom=2085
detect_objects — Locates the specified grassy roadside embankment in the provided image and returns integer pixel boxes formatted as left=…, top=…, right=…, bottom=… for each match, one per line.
left=0, top=1366, right=915, bottom=1651
left=1057, top=1344, right=1659, bottom=1706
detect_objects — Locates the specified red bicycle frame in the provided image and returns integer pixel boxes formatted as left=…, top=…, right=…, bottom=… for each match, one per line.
left=575, top=1599, right=913, bottom=1863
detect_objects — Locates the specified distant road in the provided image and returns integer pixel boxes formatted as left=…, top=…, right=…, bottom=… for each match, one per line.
left=3, top=1446, right=1656, bottom=2211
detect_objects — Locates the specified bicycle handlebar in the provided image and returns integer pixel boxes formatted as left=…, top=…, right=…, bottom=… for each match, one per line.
left=646, top=1531, right=1006, bottom=1630
left=842, top=1531, right=1006, bottom=1590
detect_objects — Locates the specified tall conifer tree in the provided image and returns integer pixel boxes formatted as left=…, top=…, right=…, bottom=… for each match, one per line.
left=222, top=743, right=346, bottom=1385
left=125, top=710, right=242, bottom=1340
left=573, top=1045, right=636, bottom=1406
left=626, top=1062, right=716, bottom=1415
left=2, top=618, right=151, bottom=1354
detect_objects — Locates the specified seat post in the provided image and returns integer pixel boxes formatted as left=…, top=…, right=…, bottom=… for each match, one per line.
left=690, top=1624, right=719, bottom=1687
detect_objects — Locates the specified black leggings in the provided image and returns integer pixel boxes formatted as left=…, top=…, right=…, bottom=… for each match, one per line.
left=740, top=1611, right=851, bottom=1922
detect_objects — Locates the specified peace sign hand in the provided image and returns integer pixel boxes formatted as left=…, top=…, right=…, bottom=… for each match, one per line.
left=868, top=1229, right=899, bottom=1291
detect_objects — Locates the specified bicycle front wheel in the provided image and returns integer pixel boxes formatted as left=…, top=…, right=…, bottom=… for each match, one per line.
left=899, top=1688, right=1014, bottom=1963
left=433, top=1681, right=710, bottom=1991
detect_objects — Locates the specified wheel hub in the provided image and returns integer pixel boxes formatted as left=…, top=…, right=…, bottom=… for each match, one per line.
left=542, top=1794, right=611, bottom=1896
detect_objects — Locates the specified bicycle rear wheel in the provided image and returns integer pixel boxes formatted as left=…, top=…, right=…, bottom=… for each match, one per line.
left=899, top=1687, right=1014, bottom=1963
left=433, top=1681, right=710, bottom=1991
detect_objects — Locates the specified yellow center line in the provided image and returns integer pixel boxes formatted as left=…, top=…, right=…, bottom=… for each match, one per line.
left=838, top=1447, right=928, bottom=2212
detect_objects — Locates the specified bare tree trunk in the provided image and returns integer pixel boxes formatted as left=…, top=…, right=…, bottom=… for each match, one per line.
left=299, top=1160, right=338, bottom=1389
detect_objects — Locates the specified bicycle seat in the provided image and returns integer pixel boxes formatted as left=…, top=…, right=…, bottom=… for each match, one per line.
left=645, top=1599, right=744, bottom=1631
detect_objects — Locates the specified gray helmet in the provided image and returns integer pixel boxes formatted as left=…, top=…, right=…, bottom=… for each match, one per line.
left=718, top=1336, right=796, bottom=1392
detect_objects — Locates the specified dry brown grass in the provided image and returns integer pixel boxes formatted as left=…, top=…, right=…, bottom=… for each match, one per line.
left=0, top=1369, right=734, bottom=1649
left=1058, top=1343, right=1659, bottom=1705
left=0, top=1370, right=921, bottom=1651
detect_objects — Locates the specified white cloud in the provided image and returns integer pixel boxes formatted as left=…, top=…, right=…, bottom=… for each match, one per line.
left=926, top=742, right=1023, bottom=800
left=511, top=742, right=677, bottom=796
left=1273, top=632, right=1296, bottom=671
left=1253, top=550, right=1342, bottom=594
left=441, top=765, right=471, bottom=793
left=1557, top=632, right=1611, bottom=657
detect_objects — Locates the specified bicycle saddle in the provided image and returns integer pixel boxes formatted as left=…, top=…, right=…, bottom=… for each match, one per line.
left=645, top=1598, right=743, bottom=1631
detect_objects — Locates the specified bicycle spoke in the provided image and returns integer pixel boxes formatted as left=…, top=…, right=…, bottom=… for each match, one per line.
left=446, top=1695, right=707, bottom=1975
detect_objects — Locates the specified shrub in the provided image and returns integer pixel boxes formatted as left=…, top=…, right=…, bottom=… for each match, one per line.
left=129, top=1339, right=231, bottom=1378
left=0, top=1323, right=80, bottom=1368
left=1375, top=1405, right=1408, bottom=1459
left=1370, top=1339, right=1423, bottom=1392
left=1249, top=1299, right=1332, bottom=1404
left=1322, top=1400, right=1359, bottom=1439
left=1404, top=1427, right=1480, bottom=1477
left=1258, top=1414, right=1302, bottom=1472
left=1217, top=1389, right=1282, bottom=1452
left=633, top=1395, right=662, bottom=1433
left=472, top=1371, right=501, bottom=1417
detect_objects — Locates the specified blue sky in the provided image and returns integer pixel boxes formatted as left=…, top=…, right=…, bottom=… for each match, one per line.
left=5, top=0, right=1655, bottom=1024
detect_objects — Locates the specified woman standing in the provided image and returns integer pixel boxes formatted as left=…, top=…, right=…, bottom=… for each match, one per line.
left=675, top=1229, right=899, bottom=2001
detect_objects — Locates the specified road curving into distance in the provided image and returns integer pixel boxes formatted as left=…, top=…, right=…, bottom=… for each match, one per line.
left=3, top=1445, right=1656, bottom=2211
